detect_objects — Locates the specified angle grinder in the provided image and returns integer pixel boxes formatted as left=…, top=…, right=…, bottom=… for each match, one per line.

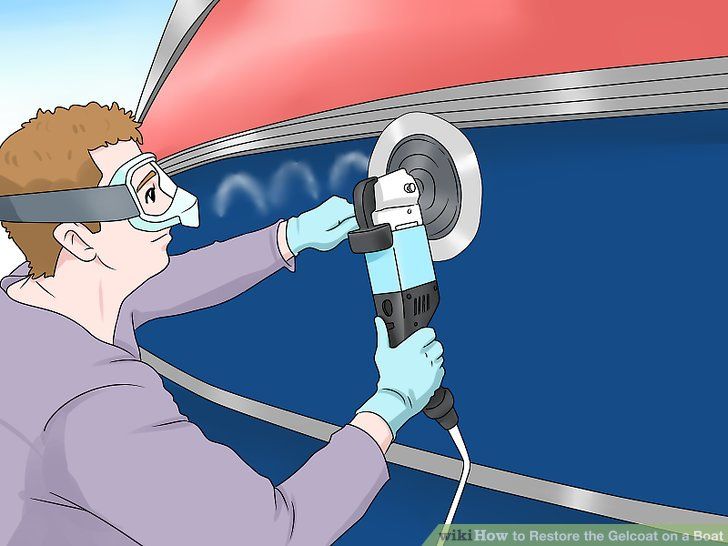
left=348, top=112, right=483, bottom=527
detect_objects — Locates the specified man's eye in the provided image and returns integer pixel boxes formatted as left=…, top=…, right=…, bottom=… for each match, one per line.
left=144, top=187, right=156, bottom=204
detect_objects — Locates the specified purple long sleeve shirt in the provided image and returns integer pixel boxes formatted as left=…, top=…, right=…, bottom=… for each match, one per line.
left=0, top=222, right=388, bottom=545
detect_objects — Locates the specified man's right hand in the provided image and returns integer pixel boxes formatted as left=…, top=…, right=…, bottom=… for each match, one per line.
left=356, top=317, right=445, bottom=439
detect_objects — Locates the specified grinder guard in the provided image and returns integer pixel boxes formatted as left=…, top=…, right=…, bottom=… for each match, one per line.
left=368, top=112, right=482, bottom=263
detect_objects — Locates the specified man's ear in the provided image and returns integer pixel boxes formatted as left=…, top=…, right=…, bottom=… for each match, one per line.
left=53, top=223, right=97, bottom=262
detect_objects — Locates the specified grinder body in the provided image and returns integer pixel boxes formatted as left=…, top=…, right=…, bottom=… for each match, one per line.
left=366, top=225, right=439, bottom=347
left=348, top=170, right=457, bottom=429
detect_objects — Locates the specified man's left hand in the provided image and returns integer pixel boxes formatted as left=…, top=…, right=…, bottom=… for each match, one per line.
left=285, top=196, right=359, bottom=255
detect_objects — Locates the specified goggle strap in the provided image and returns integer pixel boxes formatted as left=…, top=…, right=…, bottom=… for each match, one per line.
left=0, top=185, right=139, bottom=223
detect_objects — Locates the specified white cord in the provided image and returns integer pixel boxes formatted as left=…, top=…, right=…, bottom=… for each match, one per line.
left=437, top=425, right=471, bottom=546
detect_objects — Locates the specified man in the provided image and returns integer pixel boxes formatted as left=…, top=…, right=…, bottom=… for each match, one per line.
left=0, top=103, right=445, bottom=545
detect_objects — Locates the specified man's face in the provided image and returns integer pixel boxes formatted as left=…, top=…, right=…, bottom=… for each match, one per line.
left=88, top=140, right=174, bottom=285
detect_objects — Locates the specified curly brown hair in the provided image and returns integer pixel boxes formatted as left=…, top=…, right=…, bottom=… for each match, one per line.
left=0, top=102, right=143, bottom=278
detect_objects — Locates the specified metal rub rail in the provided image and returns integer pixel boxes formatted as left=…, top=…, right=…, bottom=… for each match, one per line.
left=141, top=348, right=728, bottom=527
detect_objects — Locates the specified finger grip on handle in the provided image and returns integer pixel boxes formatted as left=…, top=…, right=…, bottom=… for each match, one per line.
left=423, top=387, right=459, bottom=430
left=374, top=281, right=441, bottom=349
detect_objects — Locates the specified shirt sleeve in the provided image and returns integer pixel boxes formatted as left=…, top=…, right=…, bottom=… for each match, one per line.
left=45, top=370, right=389, bottom=546
left=126, top=221, right=295, bottom=326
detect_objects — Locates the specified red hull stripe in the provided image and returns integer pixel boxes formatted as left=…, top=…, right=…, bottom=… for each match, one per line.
left=141, top=0, right=728, bottom=160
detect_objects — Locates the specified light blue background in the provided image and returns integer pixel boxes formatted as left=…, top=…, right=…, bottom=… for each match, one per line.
left=0, top=0, right=174, bottom=134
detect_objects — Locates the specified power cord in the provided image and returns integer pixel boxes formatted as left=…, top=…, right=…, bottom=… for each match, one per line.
left=423, top=388, right=471, bottom=545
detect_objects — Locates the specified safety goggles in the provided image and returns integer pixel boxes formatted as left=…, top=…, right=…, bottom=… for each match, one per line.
left=0, top=153, right=199, bottom=232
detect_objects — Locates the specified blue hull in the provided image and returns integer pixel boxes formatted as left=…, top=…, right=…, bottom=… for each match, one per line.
left=138, top=108, right=728, bottom=525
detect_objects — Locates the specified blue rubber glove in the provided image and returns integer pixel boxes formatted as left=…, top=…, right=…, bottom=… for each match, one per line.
left=285, top=196, right=359, bottom=256
left=357, top=317, right=445, bottom=438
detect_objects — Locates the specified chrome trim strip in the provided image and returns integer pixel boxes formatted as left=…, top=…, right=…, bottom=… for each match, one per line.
left=156, top=57, right=728, bottom=175
left=141, top=348, right=728, bottom=525
left=135, top=0, right=219, bottom=123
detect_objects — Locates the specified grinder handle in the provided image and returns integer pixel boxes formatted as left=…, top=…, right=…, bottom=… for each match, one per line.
left=348, top=176, right=395, bottom=255
left=376, top=289, right=458, bottom=431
